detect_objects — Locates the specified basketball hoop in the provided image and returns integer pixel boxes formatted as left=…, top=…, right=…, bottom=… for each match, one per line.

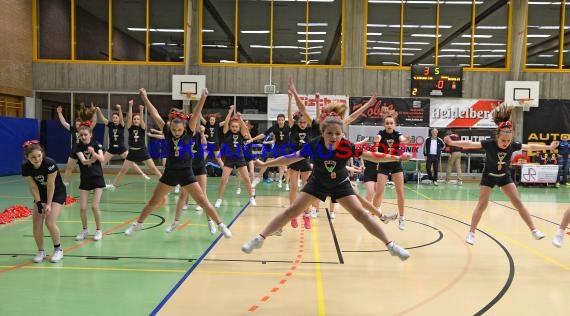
left=515, top=98, right=533, bottom=111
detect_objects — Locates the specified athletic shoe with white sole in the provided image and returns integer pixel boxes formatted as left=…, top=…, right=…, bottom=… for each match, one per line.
left=124, top=222, right=143, bottom=236
left=241, top=235, right=264, bottom=253
left=214, top=199, right=222, bottom=208
left=465, top=232, right=475, bottom=245
left=75, top=229, right=89, bottom=241
left=208, top=220, right=217, bottom=234
left=165, top=221, right=180, bottom=233
left=552, top=228, right=565, bottom=248
left=33, top=250, right=45, bottom=263
left=532, top=229, right=545, bottom=240
left=218, top=223, right=232, bottom=238
left=50, top=249, right=64, bottom=263
left=380, top=213, right=398, bottom=224
left=93, top=229, right=103, bottom=241
left=387, top=241, right=410, bottom=261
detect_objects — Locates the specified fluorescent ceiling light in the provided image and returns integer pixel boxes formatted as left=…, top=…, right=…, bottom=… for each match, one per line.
left=525, top=64, right=558, bottom=67
left=420, top=25, right=452, bottom=29
left=307, top=46, right=324, bottom=49
left=297, top=23, right=328, bottom=27
left=382, top=62, right=400, bottom=65
left=299, top=51, right=322, bottom=55
left=128, top=27, right=183, bottom=33
left=477, top=43, right=506, bottom=46
left=441, top=49, right=467, bottom=52
left=156, top=29, right=183, bottom=33
left=402, top=47, right=422, bottom=51
left=473, top=49, right=506, bottom=52
left=538, top=26, right=560, bottom=30
left=404, top=41, right=430, bottom=45
left=477, top=26, right=507, bottom=30
left=538, top=54, right=554, bottom=57
left=202, top=44, right=228, bottom=48
left=297, top=39, right=325, bottom=43
left=462, top=34, right=493, bottom=38
left=411, top=34, right=441, bottom=37
left=438, top=54, right=470, bottom=58
left=367, top=33, right=383, bottom=36
left=202, top=29, right=214, bottom=32
left=297, top=31, right=326, bottom=35
left=220, top=60, right=235, bottom=63
left=476, top=54, right=504, bottom=58
left=368, top=47, right=399, bottom=50
left=241, top=30, right=270, bottom=34
left=526, top=34, right=551, bottom=38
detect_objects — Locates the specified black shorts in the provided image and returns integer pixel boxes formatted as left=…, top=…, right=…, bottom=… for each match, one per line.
left=126, top=147, right=151, bottom=162
left=362, top=168, right=378, bottom=183
left=302, top=176, right=355, bottom=202
left=192, top=164, right=207, bottom=177
left=69, top=144, right=79, bottom=160
left=288, top=158, right=312, bottom=172
left=40, top=192, right=67, bottom=205
left=378, top=162, right=403, bottom=176
left=159, top=168, right=197, bottom=187
left=480, top=173, right=513, bottom=188
left=108, top=145, right=127, bottom=155
left=224, top=158, right=247, bottom=169
left=207, top=142, right=220, bottom=152
left=79, top=176, right=106, bottom=191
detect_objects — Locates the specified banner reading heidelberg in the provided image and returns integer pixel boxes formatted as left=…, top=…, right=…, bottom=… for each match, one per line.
left=430, top=99, right=501, bottom=128
left=348, top=97, right=429, bottom=126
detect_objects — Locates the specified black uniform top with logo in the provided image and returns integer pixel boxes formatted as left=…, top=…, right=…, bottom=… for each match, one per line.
left=204, top=122, right=221, bottom=145
left=264, top=124, right=291, bottom=147
left=363, top=142, right=380, bottom=173
left=74, top=140, right=106, bottom=190
left=163, top=125, right=195, bottom=170
left=311, top=119, right=321, bottom=138
left=303, top=137, right=360, bottom=188
left=289, top=123, right=315, bottom=152
left=191, top=132, right=206, bottom=169
left=107, top=122, right=126, bottom=150
left=70, top=126, right=80, bottom=145
left=221, top=130, right=245, bottom=162
left=128, top=125, right=146, bottom=149
left=481, top=139, right=521, bottom=176
left=22, top=157, right=67, bottom=204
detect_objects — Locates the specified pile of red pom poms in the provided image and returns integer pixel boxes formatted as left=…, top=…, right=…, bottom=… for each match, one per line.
left=0, top=205, right=33, bottom=224
left=65, top=195, right=77, bottom=205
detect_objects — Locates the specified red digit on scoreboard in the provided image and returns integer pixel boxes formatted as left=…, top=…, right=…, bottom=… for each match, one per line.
left=423, top=66, right=430, bottom=76
left=437, top=79, right=444, bottom=89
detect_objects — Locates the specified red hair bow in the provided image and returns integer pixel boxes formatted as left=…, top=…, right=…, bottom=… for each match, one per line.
left=168, top=110, right=189, bottom=121
left=498, top=121, right=513, bottom=130
left=22, top=140, right=39, bottom=148
left=80, top=121, right=92, bottom=128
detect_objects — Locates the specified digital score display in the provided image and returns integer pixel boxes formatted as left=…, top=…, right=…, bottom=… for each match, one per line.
left=411, top=65, right=463, bottom=97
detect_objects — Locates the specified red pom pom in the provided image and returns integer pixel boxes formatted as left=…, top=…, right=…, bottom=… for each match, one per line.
left=65, top=195, right=77, bottom=205
left=0, top=205, right=33, bottom=224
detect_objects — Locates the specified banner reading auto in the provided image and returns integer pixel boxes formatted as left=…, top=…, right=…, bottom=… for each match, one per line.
left=522, top=100, right=570, bottom=145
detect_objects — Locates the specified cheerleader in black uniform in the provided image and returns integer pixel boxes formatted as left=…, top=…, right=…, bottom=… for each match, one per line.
left=214, top=106, right=256, bottom=208
left=242, top=113, right=411, bottom=261
left=165, top=124, right=218, bottom=234
left=22, top=141, right=67, bottom=263
left=107, top=102, right=162, bottom=189
left=124, top=88, right=231, bottom=238
left=236, top=121, right=258, bottom=196
left=56, top=106, right=96, bottom=185
left=445, top=104, right=557, bottom=245
left=201, top=113, right=225, bottom=169
left=73, top=123, right=107, bottom=242
left=95, top=102, right=149, bottom=180
left=373, top=116, right=411, bottom=230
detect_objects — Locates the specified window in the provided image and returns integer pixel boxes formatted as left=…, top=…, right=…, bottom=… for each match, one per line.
left=75, top=0, right=109, bottom=60
left=366, top=1, right=402, bottom=67
left=237, top=0, right=271, bottom=64
left=112, top=0, right=146, bottom=61
left=437, top=1, right=474, bottom=67
left=472, top=1, right=509, bottom=68
left=37, top=0, right=71, bottom=59
left=36, top=92, right=71, bottom=121
left=525, top=2, right=561, bottom=69
left=202, top=0, right=236, bottom=63
left=149, top=0, right=185, bottom=62
left=402, top=2, right=437, bottom=66
left=236, top=96, right=267, bottom=114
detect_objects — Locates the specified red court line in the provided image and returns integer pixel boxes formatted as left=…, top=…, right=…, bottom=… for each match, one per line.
left=0, top=215, right=139, bottom=274
left=177, top=220, right=192, bottom=231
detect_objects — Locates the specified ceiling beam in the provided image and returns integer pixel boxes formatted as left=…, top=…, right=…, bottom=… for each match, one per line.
left=203, top=0, right=253, bottom=63
left=408, top=0, right=508, bottom=66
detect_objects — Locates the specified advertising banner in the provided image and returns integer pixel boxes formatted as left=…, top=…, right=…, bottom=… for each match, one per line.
left=268, top=94, right=348, bottom=121
left=430, top=99, right=501, bottom=128
left=348, top=97, right=429, bottom=126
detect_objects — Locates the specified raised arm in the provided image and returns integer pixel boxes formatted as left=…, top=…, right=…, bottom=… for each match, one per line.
left=343, top=93, right=377, bottom=127
left=254, top=151, right=304, bottom=167
left=96, top=107, right=109, bottom=125
left=522, top=141, right=559, bottom=152
left=138, top=105, right=146, bottom=130
left=139, top=88, right=165, bottom=130
left=287, top=91, right=294, bottom=128
left=56, top=106, right=70, bottom=131
left=222, top=105, right=234, bottom=134
left=444, top=137, right=482, bottom=150
left=361, top=151, right=410, bottom=163
left=289, top=78, right=313, bottom=124
left=188, top=88, right=208, bottom=132
left=117, top=103, right=125, bottom=126
left=199, top=113, right=207, bottom=125
left=126, top=100, right=133, bottom=129
left=315, top=92, right=321, bottom=123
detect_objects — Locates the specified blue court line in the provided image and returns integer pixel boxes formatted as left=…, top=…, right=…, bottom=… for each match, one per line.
left=150, top=201, right=252, bottom=315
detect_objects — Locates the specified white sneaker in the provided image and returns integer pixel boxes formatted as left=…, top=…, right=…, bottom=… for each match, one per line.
left=208, top=220, right=217, bottom=234
left=75, top=229, right=89, bottom=241
left=465, top=232, right=475, bottom=245
left=236, top=187, right=241, bottom=195
left=285, top=184, right=290, bottom=191
left=174, top=185, right=180, bottom=194
left=33, top=250, right=45, bottom=263
left=142, top=174, right=151, bottom=180
left=93, top=229, right=103, bottom=241
left=387, top=241, right=410, bottom=261
left=249, top=197, right=257, bottom=206
left=532, top=229, right=545, bottom=240
left=218, top=223, right=232, bottom=238
left=380, top=213, right=398, bottom=224
left=195, top=206, right=203, bottom=211
left=277, top=181, right=282, bottom=189
left=125, top=222, right=143, bottom=236
left=165, top=221, right=180, bottom=233
left=457, top=180, right=463, bottom=186
left=50, top=249, right=64, bottom=263
left=398, top=217, right=406, bottom=230
left=214, top=199, right=222, bottom=208
left=63, top=182, right=70, bottom=187
left=241, top=235, right=265, bottom=253
left=552, top=228, right=565, bottom=248
left=330, top=211, right=336, bottom=220
left=182, top=204, right=188, bottom=210
left=105, top=184, right=116, bottom=191
left=251, top=177, right=261, bottom=188
left=310, top=207, right=318, bottom=218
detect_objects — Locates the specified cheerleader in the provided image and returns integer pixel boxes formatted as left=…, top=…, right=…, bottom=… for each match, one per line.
left=95, top=102, right=149, bottom=180
left=124, top=88, right=231, bottom=238
left=22, top=141, right=67, bottom=263
left=200, top=113, right=225, bottom=169
left=106, top=102, right=161, bottom=189
left=73, top=123, right=106, bottom=241
left=242, top=113, right=411, bottom=261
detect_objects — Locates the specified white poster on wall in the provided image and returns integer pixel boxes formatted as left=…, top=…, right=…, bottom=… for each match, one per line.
left=430, top=99, right=501, bottom=128
left=267, top=94, right=349, bottom=121
left=347, top=125, right=429, bottom=160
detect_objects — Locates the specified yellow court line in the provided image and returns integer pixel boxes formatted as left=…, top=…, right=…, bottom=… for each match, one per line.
left=311, top=219, right=326, bottom=316
left=406, top=187, right=570, bottom=271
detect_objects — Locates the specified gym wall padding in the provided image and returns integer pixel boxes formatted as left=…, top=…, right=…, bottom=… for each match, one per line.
left=41, top=120, right=105, bottom=164
left=0, top=117, right=40, bottom=176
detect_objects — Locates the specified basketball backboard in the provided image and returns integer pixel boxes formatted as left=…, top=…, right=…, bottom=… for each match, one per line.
left=504, top=81, right=539, bottom=107
left=172, top=75, right=206, bottom=101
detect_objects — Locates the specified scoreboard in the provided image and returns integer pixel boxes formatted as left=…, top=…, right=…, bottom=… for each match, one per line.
left=411, top=65, right=463, bottom=97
